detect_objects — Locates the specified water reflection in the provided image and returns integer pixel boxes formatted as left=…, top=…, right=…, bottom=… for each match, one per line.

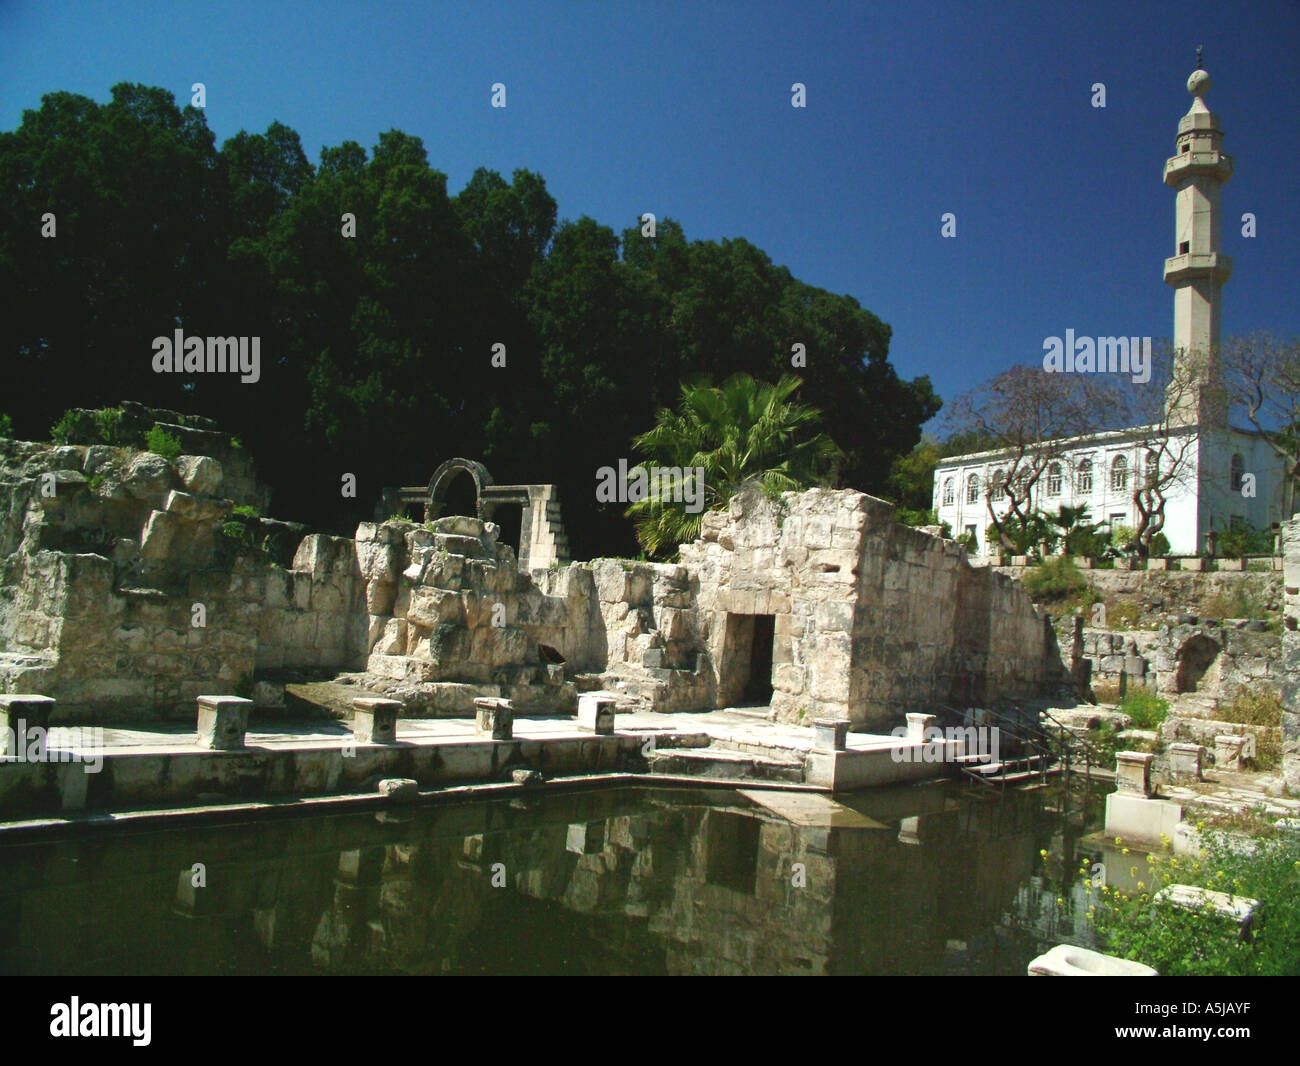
left=0, top=781, right=1106, bottom=976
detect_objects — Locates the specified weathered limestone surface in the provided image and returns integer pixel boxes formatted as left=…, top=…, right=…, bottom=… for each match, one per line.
left=1281, top=517, right=1300, bottom=792
left=355, top=517, right=577, bottom=716
left=1014, top=567, right=1282, bottom=621
left=679, top=488, right=1070, bottom=728
left=1071, top=622, right=1281, bottom=697
left=0, top=433, right=365, bottom=721
left=4, top=434, right=1073, bottom=734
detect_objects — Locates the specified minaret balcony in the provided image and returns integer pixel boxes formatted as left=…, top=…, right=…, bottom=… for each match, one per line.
left=1163, top=251, right=1232, bottom=286
left=1163, top=151, right=1233, bottom=186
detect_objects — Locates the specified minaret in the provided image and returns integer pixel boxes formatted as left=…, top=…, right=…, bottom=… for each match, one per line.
left=1163, top=50, right=1231, bottom=429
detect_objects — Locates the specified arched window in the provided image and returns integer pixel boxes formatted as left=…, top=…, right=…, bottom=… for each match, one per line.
left=991, top=468, right=1006, bottom=501
left=1046, top=462, right=1063, bottom=497
left=966, top=474, right=980, bottom=504
left=1077, top=458, right=1093, bottom=495
left=942, top=478, right=954, bottom=507
left=1145, top=452, right=1160, bottom=488
left=1111, top=454, right=1128, bottom=492
left=1230, top=453, right=1245, bottom=491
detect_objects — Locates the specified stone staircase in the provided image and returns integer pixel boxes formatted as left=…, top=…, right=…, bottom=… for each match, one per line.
left=1162, top=692, right=1255, bottom=748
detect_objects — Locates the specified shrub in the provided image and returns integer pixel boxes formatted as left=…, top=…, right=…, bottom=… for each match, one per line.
left=1149, top=532, right=1171, bottom=557
left=221, top=520, right=252, bottom=547
left=1217, top=686, right=1283, bottom=770
left=50, top=409, right=97, bottom=444
left=92, top=406, right=125, bottom=444
left=231, top=505, right=261, bottom=519
left=1218, top=522, right=1274, bottom=558
left=1022, top=556, right=1088, bottom=602
left=1110, top=524, right=1137, bottom=555
left=1118, top=687, right=1169, bottom=730
left=1085, top=831, right=1300, bottom=976
left=0, top=413, right=12, bottom=438
left=144, top=425, right=182, bottom=461
left=230, top=436, right=244, bottom=450
left=895, top=507, right=938, bottom=527
left=1204, top=586, right=1272, bottom=622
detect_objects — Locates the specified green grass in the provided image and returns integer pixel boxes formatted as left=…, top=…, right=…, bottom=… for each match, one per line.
left=1118, top=687, right=1169, bottom=730
left=1216, top=686, right=1284, bottom=770
left=1085, top=831, right=1300, bottom=975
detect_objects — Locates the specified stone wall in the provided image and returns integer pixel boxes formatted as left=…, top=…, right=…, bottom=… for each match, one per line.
left=1282, top=517, right=1300, bottom=792
left=0, top=439, right=365, bottom=721
left=1009, top=565, right=1282, bottom=627
left=680, top=489, right=1071, bottom=729
left=2, top=439, right=1076, bottom=731
left=1076, top=623, right=1280, bottom=698
left=355, top=517, right=578, bottom=715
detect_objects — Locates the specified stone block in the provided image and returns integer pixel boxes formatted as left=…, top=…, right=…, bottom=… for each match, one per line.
left=1153, top=884, right=1260, bottom=936
left=1214, top=734, right=1245, bottom=772
left=813, top=718, right=850, bottom=752
left=577, top=692, right=616, bottom=735
left=473, top=696, right=513, bottom=739
left=1168, top=742, right=1205, bottom=782
left=1180, top=557, right=1206, bottom=572
left=410, top=587, right=467, bottom=629
left=1147, top=557, right=1169, bottom=570
left=0, top=694, right=56, bottom=756
left=1217, top=558, right=1246, bottom=572
left=1104, top=792, right=1182, bottom=845
left=196, top=695, right=253, bottom=750
left=906, top=712, right=937, bottom=743
left=378, top=778, right=418, bottom=803
left=1027, top=944, right=1158, bottom=977
left=1115, top=750, right=1154, bottom=796
left=139, top=509, right=179, bottom=559
left=1073, top=557, right=1095, bottom=569
left=353, top=697, right=400, bottom=744
left=175, top=455, right=223, bottom=496
left=164, top=489, right=231, bottom=522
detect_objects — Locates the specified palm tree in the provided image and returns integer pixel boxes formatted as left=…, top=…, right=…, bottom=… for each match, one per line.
left=625, top=373, right=840, bottom=557
left=1048, top=503, right=1104, bottom=557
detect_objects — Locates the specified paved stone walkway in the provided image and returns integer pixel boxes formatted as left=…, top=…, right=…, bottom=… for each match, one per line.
left=35, top=707, right=909, bottom=758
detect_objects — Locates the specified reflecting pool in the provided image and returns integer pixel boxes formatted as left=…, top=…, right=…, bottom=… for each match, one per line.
left=0, top=779, right=1106, bottom=975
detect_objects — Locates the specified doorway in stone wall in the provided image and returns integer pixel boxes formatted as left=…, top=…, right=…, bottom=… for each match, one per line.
left=720, top=612, right=776, bottom=706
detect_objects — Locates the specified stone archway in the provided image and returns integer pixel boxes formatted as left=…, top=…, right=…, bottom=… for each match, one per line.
left=427, top=459, right=494, bottom=521
left=1174, top=634, right=1221, bottom=694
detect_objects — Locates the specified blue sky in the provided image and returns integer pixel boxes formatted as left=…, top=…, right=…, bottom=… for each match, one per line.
left=3, top=0, right=1298, bottom=432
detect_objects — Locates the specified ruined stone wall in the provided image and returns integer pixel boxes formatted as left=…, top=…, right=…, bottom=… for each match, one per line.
left=0, top=439, right=365, bottom=721
left=1074, top=623, right=1280, bottom=698
left=1004, top=565, right=1282, bottom=625
left=355, top=517, right=577, bottom=715
left=681, top=488, right=1070, bottom=729
left=1282, top=517, right=1300, bottom=792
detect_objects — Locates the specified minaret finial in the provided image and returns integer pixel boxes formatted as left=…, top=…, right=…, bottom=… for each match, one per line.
left=1196, top=45, right=1204, bottom=70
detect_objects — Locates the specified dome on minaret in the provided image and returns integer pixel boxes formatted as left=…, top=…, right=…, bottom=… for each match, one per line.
left=1187, top=68, right=1212, bottom=96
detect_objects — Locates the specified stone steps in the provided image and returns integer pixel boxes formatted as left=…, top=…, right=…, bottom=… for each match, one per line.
left=1168, top=695, right=1221, bottom=720
left=647, top=746, right=805, bottom=783
left=1162, top=716, right=1281, bottom=746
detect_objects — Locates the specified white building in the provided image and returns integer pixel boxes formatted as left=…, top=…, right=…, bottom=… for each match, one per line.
left=933, top=62, right=1287, bottom=557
